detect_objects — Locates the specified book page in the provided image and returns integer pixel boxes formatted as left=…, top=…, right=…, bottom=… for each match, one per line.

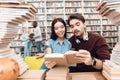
left=64, top=51, right=82, bottom=65
left=45, top=53, right=64, bottom=58
left=45, top=53, right=68, bottom=66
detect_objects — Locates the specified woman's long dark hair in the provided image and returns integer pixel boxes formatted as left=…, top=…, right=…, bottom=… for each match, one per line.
left=50, top=18, right=67, bottom=40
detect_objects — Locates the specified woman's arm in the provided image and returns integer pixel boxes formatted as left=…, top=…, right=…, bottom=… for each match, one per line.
left=45, top=40, right=52, bottom=54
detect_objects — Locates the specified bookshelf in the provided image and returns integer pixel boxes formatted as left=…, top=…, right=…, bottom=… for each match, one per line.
left=83, top=0, right=101, bottom=34
left=26, top=0, right=118, bottom=52
left=27, top=0, right=47, bottom=39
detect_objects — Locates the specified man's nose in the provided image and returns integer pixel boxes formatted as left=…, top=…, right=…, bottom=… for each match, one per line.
left=73, top=25, right=78, bottom=30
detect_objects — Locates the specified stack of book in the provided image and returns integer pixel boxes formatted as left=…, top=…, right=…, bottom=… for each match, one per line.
left=102, top=42, right=120, bottom=80
left=0, top=0, right=37, bottom=49
left=0, top=52, right=29, bottom=76
left=96, top=0, right=120, bottom=25
left=45, top=67, right=69, bottom=80
left=0, top=0, right=25, bottom=4
left=111, top=42, right=120, bottom=65
left=0, top=51, right=46, bottom=80
left=102, top=60, right=120, bottom=80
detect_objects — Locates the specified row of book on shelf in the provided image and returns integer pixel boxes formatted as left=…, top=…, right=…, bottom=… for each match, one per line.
left=30, top=1, right=99, bottom=8
left=37, top=8, right=97, bottom=14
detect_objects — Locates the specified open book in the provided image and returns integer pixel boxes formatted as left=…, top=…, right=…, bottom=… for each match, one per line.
left=44, top=51, right=80, bottom=67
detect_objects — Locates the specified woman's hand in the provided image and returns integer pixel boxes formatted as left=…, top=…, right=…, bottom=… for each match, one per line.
left=45, top=61, right=56, bottom=69
left=35, top=53, right=44, bottom=58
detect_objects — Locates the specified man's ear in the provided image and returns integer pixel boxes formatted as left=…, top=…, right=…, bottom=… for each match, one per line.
left=83, top=23, right=86, bottom=30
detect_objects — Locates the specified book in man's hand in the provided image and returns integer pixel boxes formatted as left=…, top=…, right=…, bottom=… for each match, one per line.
left=44, top=51, right=80, bottom=67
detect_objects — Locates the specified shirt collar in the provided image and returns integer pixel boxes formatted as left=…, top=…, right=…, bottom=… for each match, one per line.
left=83, top=32, right=89, bottom=41
left=55, top=38, right=66, bottom=45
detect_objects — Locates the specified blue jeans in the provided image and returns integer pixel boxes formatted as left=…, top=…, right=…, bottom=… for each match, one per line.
left=40, top=61, right=49, bottom=71
left=23, top=40, right=32, bottom=58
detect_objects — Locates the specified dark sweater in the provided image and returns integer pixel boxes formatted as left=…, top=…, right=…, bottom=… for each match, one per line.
left=69, top=32, right=110, bottom=72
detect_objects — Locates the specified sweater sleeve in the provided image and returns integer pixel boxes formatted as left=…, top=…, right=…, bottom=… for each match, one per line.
left=95, top=36, right=110, bottom=61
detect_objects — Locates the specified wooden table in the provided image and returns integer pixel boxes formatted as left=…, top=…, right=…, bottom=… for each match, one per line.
left=69, top=72, right=106, bottom=80
left=17, top=71, right=107, bottom=80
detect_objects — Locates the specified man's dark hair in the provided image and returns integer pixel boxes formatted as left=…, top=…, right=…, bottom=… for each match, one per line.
left=33, top=21, right=38, bottom=28
left=50, top=18, right=67, bottom=40
left=67, top=13, right=85, bottom=26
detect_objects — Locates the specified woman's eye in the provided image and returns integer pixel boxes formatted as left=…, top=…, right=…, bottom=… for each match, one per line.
left=55, top=28, right=58, bottom=30
left=61, top=26, right=64, bottom=28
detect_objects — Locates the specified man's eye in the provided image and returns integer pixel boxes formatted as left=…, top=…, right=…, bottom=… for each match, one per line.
left=76, top=23, right=80, bottom=26
left=77, top=24, right=80, bottom=26
left=70, top=25, right=74, bottom=28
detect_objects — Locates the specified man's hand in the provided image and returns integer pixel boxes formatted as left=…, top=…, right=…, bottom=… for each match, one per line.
left=75, top=50, right=92, bottom=65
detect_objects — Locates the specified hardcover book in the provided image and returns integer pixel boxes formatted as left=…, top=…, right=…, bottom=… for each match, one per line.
left=44, top=50, right=81, bottom=67
left=17, top=70, right=46, bottom=80
left=72, top=74, right=96, bottom=80
left=45, top=67, right=68, bottom=80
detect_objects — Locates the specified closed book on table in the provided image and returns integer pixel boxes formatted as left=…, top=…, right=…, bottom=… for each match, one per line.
left=17, top=70, right=46, bottom=80
left=72, top=74, right=96, bottom=80
left=45, top=67, right=69, bottom=80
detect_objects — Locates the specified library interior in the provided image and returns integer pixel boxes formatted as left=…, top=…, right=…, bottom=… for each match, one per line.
left=0, top=0, right=120, bottom=80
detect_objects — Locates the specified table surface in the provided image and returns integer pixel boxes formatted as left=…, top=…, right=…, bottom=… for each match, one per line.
left=17, top=71, right=107, bottom=80
left=69, top=72, right=106, bottom=80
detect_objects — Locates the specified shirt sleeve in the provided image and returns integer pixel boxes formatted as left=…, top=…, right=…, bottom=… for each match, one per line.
left=34, top=27, right=42, bottom=39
